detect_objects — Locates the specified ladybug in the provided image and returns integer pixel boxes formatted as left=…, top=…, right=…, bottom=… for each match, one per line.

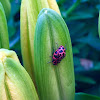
left=52, top=45, right=66, bottom=65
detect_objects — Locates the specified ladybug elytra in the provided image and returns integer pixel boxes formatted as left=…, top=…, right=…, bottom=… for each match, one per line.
left=52, top=45, right=66, bottom=65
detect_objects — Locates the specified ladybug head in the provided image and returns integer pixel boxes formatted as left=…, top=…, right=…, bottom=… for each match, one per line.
left=52, top=59, right=58, bottom=65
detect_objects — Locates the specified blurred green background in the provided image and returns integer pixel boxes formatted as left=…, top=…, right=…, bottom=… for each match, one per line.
left=7, top=0, right=100, bottom=97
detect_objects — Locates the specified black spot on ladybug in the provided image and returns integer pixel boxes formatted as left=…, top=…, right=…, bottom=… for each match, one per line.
left=55, top=51, right=57, bottom=54
left=54, top=55, right=58, bottom=58
left=63, top=53, right=64, bottom=57
left=64, top=50, right=65, bottom=52
left=59, top=50, right=63, bottom=53
left=59, top=48, right=61, bottom=49
left=62, top=47, right=64, bottom=49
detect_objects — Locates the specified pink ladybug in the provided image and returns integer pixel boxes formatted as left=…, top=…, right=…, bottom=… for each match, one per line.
left=52, top=45, right=66, bottom=65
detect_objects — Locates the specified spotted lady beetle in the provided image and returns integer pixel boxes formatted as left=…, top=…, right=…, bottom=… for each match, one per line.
left=51, top=44, right=67, bottom=65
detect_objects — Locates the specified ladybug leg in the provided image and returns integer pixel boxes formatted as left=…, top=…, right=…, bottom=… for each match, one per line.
left=49, top=56, right=52, bottom=57
left=47, top=61, right=52, bottom=64
left=56, top=43, right=58, bottom=49
left=65, top=44, right=67, bottom=50
left=52, top=47, right=55, bottom=55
